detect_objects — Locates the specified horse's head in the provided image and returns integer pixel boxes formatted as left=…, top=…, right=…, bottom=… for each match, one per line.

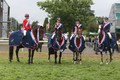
left=33, top=25, right=44, bottom=41
left=39, top=26, right=45, bottom=40
left=56, top=29, right=62, bottom=42
left=77, top=28, right=82, bottom=38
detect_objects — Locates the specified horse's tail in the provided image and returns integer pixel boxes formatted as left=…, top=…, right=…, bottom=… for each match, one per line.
left=9, top=46, right=14, bottom=62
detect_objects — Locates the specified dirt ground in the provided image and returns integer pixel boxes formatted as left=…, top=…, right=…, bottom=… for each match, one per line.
left=0, top=44, right=120, bottom=59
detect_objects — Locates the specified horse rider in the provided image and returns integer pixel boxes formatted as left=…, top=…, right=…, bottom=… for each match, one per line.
left=70, top=19, right=83, bottom=39
left=103, top=17, right=112, bottom=40
left=50, top=18, right=63, bottom=45
left=21, top=14, right=31, bottom=36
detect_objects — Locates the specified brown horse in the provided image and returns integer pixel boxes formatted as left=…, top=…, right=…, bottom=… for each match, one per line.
left=69, top=29, right=85, bottom=64
left=9, top=26, right=41, bottom=64
left=36, top=26, right=44, bottom=52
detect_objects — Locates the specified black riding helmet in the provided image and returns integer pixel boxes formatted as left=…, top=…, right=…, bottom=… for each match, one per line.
left=25, top=14, right=29, bottom=17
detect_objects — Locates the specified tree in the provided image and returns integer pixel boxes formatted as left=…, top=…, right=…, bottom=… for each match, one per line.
left=37, top=0, right=95, bottom=34
left=10, top=17, right=18, bottom=31
left=43, top=17, right=48, bottom=32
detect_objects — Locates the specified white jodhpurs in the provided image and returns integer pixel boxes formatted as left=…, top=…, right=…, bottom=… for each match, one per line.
left=70, top=34, right=74, bottom=40
left=23, top=30, right=27, bottom=36
left=107, top=32, right=112, bottom=39
left=51, top=32, right=55, bottom=39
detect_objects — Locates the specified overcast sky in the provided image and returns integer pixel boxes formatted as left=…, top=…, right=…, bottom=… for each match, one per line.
left=6, top=0, right=120, bottom=25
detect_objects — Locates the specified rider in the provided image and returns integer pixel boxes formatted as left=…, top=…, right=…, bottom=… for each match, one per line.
left=70, top=19, right=83, bottom=39
left=51, top=18, right=63, bottom=39
left=50, top=18, right=63, bottom=45
left=102, top=17, right=112, bottom=40
left=21, top=14, right=31, bottom=36
left=74, top=19, right=82, bottom=35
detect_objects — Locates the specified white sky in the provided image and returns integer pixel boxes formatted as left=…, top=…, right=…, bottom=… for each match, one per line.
left=5, top=0, right=120, bottom=25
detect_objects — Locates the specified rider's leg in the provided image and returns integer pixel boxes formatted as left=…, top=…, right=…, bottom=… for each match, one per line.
left=22, top=30, right=27, bottom=39
left=107, top=32, right=112, bottom=46
left=107, top=32, right=112, bottom=39
left=70, top=34, right=75, bottom=40
left=50, top=33, right=55, bottom=46
left=23, top=30, right=27, bottom=36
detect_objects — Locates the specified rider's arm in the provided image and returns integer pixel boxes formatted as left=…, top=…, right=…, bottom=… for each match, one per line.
left=74, top=26, right=77, bottom=35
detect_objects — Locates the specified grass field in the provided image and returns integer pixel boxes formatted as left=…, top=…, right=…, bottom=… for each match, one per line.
left=0, top=52, right=120, bottom=80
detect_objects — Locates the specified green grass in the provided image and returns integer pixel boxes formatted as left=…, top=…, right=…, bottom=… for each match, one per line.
left=0, top=53, right=120, bottom=80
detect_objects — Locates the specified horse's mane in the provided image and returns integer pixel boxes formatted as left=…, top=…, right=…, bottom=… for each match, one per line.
left=33, top=25, right=44, bottom=40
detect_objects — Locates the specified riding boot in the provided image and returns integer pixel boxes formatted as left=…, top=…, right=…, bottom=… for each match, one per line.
left=110, top=39, right=112, bottom=47
left=64, top=40, right=67, bottom=49
left=22, top=36, right=26, bottom=39
left=50, top=39, right=54, bottom=47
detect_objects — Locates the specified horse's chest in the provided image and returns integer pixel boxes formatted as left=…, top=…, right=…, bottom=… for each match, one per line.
left=76, top=38, right=80, bottom=46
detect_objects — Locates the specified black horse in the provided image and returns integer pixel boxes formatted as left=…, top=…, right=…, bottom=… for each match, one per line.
left=97, top=24, right=118, bottom=64
left=48, top=29, right=67, bottom=64
left=9, top=27, right=41, bottom=64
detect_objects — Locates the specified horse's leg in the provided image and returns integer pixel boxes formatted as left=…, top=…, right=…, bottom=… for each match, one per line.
left=54, top=51, right=57, bottom=64
left=109, top=48, right=113, bottom=63
left=59, top=52, right=62, bottom=64
left=79, top=53, right=82, bottom=64
left=73, top=52, right=76, bottom=64
left=105, top=51, right=109, bottom=64
left=40, top=44, right=42, bottom=52
left=100, top=52, right=103, bottom=64
left=48, top=48, right=51, bottom=62
left=9, top=46, right=14, bottom=62
left=28, top=49, right=31, bottom=64
left=16, top=46, right=20, bottom=62
left=76, top=52, right=79, bottom=63
left=31, top=49, right=35, bottom=64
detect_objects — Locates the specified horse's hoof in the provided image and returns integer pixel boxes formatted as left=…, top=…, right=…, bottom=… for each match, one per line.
left=9, top=60, right=12, bottom=62
left=48, top=60, right=50, bottom=63
left=100, top=62, right=103, bottom=64
left=58, top=62, right=61, bottom=64
left=106, top=62, right=109, bottom=65
left=74, top=61, right=76, bottom=64
left=17, top=60, right=20, bottom=62
left=80, top=62, right=82, bottom=64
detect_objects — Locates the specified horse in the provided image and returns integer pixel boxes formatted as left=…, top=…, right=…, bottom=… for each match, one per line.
left=48, top=30, right=68, bottom=64
left=36, top=26, right=44, bottom=52
left=9, top=26, right=41, bottom=64
left=97, top=24, right=118, bottom=64
left=69, top=29, right=85, bottom=64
